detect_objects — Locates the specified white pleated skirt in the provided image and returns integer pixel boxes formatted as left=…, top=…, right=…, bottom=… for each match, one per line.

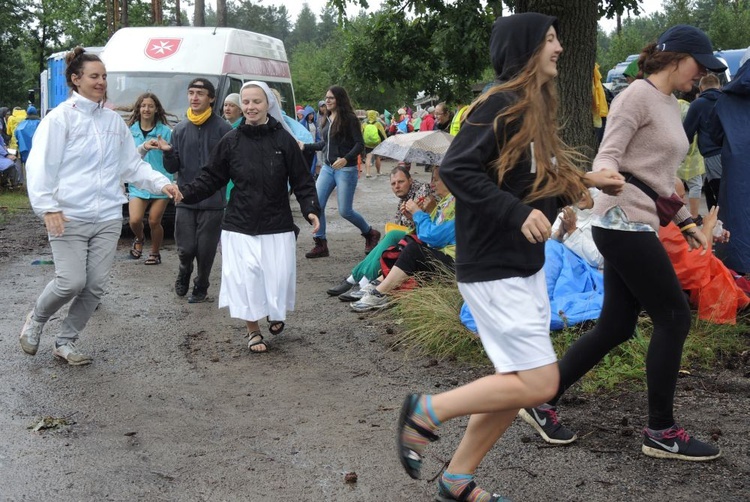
left=218, top=230, right=296, bottom=322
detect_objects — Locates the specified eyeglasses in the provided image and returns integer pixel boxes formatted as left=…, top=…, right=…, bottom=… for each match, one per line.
left=324, top=96, right=335, bottom=101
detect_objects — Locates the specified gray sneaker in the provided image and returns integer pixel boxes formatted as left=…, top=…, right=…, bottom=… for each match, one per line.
left=20, top=311, right=44, bottom=355
left=53, top=342, right=92, bottom=366
left=350, top=290, right=390, bottom=312
left=338, top=280, right=380, bottom=302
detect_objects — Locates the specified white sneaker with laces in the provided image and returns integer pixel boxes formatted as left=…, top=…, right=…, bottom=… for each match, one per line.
left=20, top=311, right=44, bottom=355
left=53, top=342, right=92, bottom=366
left=350, top=291, right=390, bottom=312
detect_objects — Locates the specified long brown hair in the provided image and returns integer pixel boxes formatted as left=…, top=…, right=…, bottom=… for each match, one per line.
left=464, top=42, right=587, bottom=205
left=327, top=85, right=358, bottom=139
left=126, top=92, right=169, bottom=127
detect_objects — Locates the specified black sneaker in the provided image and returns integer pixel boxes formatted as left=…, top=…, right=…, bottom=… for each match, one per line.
left=188, top=288, right=208, bottom=303
left=518, top=406, right=577, bottom=445
left=642, top=425, right=721, bottom=461
left=175, top=267, right=192, bottom=297
left=327, top=279, right=354, bottom=296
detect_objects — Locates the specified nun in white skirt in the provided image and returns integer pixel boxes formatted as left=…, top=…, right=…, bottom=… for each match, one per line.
left=178, top=81, right=320, bottom=353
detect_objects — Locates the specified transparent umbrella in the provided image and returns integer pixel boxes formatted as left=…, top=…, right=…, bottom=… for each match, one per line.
left=372, top=130, right=454, bottom=166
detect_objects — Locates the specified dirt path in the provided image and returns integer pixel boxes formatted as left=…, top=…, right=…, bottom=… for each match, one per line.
left=0, top=166, right=748, bottom=501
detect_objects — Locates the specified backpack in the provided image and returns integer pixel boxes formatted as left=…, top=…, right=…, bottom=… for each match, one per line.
left=363, top=122, right=381, bottom=146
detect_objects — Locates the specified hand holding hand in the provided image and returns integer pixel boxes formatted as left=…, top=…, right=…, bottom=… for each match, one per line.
left=44, top=211, right=69, bottom=237
left=162, top=183, right=183, bottom=203
left=332, top=157, right=346, bottom=169
left=685, top=227, right=708, bottom=255
left=155, top=135, right=172, bottom=152
left=143, top=139, right=159, bottom=151
left=308, top=214, right=320, bottom=233
left=521, top=209, right=552, bottom=244
left=585, top=169, right=625, bottom=195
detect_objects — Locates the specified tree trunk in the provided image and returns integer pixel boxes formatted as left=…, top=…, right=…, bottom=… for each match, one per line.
left=121, top=0, right=128, bottom=27
left=152, top=0, right=163, bottom=25
left=521, top=0, right=598, bottom=162
left=217, top=0, right=226, bottom=26
left=175, top=0, right=181, bottom=26
left=194, top=0, right=205, bottom=26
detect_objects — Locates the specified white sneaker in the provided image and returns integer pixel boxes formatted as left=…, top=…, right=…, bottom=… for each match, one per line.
left=20, top=311, right=44, bottom=355
left=53, top=342, right=92, bottom=366
left=350, top=291, right=390, bottom=312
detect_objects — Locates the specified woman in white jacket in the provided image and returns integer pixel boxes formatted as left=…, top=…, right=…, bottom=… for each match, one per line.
left=20, top=47, right=182, bottom=366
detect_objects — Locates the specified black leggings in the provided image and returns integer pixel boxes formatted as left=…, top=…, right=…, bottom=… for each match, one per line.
left=393, top=241, right=454, bottom=276
left=550, top=227, right=691, bottom=430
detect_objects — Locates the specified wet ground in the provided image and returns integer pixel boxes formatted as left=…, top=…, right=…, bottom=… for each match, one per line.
left=0, top=165, right=748, bottom=501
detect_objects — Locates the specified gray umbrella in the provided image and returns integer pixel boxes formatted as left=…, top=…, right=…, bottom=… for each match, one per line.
left=372, top=130, right=454, bottom=165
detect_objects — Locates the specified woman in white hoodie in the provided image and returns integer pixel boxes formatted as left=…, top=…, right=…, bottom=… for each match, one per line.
left=20, top=47, right=181, bottom=366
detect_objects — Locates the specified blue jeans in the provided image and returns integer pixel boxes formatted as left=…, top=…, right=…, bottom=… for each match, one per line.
left=315, top=164, right=371, bottom=239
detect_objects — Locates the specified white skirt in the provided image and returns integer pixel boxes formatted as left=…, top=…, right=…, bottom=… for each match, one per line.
left=458, top=269, right=556, bottom=373
left=218, top=230, right=296, bottom=322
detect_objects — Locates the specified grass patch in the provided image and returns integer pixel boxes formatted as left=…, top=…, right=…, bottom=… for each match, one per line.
left=392, top=272, right=750, bottom=393
left=0, top=188, right=31, bottom=225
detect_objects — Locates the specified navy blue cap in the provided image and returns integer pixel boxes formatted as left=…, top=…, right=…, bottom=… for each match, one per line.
left=656, top=25, right=726, bottom=72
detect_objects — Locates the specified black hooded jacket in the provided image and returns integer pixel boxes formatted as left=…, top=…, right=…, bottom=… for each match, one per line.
left=180, top=116, right=320, bottom=236
left=439, top=13, right=560, bottom=282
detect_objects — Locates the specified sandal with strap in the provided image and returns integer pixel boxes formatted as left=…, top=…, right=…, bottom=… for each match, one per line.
left=436, top=478, right=510, bottom=502
left=129, top=237, right=144, bottom=259
left=144, top=253, right=161, bottom=265
left=397, top=393, right=440, bottom=480
left=267, top=317, right=285, bottom=336
left=247, top=331, right=268, bottom=353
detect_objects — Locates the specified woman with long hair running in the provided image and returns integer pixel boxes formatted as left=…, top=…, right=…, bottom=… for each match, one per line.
left=395, top=14, right=623, bottom=500
left=521, top=25, right=726, bottom=462
left=126, top=92, right=174, bottom=265
left=301, top=85, right=380, bottom=258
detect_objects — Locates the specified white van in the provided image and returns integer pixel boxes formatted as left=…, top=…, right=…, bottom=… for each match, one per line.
left=100, top=27, right=295, bottom=122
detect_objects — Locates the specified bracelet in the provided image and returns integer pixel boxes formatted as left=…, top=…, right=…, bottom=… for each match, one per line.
left=680, top=223, right=697, bottom=233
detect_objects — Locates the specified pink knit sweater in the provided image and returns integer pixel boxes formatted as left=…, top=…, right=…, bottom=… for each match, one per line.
left=593, top=79, right=691, bottom=231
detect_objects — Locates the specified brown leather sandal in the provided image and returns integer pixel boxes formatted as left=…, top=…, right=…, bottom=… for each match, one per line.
left=129, top=238, right=144, bottom=259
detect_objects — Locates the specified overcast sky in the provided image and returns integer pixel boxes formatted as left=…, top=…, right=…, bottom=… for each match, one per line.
left=211, top=0, right=664, bottom=34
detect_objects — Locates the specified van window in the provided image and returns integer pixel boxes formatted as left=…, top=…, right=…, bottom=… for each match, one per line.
left=107, top=72, right=220, bottom=124
left=229, top=78, right=243, bottom=94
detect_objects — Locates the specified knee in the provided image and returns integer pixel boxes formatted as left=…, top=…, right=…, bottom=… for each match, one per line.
left=148, top=216, right=162, bottom=229
left=56, top=275, right=86, bottom=298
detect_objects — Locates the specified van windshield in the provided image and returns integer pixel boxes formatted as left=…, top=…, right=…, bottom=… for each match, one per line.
left=106, top=72, right=220, bottom=124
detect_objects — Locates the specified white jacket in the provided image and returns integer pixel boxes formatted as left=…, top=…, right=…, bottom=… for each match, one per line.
left=26, top=92, right=170, bottom=222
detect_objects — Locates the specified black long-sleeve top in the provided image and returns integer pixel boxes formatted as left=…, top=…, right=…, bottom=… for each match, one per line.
left=180, top=116, right=320, bottom=236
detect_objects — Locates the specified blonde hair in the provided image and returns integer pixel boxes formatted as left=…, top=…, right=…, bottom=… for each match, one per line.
left=465, top=45, right=586, bottom=204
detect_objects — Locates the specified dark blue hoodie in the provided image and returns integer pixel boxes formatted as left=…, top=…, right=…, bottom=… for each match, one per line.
left=683, top=87, right=722, bottom=157
left=439, top=13, right=561, bottom=282
left=710, top=59, right=750, bottom=273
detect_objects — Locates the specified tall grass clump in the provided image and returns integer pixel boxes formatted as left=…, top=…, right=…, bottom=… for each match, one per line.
left=392, top=269, right=750, bottom=393
left=0, top=188, right=30, bottom=225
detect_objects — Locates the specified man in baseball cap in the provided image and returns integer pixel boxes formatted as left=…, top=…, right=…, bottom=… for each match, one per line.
left=656, top=25, right=727, bottom=73
left=187, top=77, right=216, bottom=98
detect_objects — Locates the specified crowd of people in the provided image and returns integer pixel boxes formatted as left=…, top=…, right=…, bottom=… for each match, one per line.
left=11, top=16, right=750, bottom=502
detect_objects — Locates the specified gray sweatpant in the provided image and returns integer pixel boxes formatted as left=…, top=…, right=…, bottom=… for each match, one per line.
left=32, top=219, right=121, bottom=344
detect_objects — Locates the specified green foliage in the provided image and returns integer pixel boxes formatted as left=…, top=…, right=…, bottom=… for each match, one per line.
left=391, top=279, right=750, bottom=393
left=0, top=189, right=31, bottom=225
left=288, top=41, right=339, bottom=105
left=707, top=0, right=750, bottom=50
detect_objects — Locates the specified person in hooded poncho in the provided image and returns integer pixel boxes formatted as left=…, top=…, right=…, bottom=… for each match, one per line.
left=523, top=25, right=726, bottom=462
left=175, top=81, right=320, bottom=354
left=395, top=14, right=624, bottom=500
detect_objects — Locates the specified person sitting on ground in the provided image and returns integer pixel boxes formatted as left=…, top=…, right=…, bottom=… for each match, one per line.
left=551, top=188, right=603, bottom=269
left=326, top=164, right=434, bottom=300
left=350, top=166, right=455, bottom=312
